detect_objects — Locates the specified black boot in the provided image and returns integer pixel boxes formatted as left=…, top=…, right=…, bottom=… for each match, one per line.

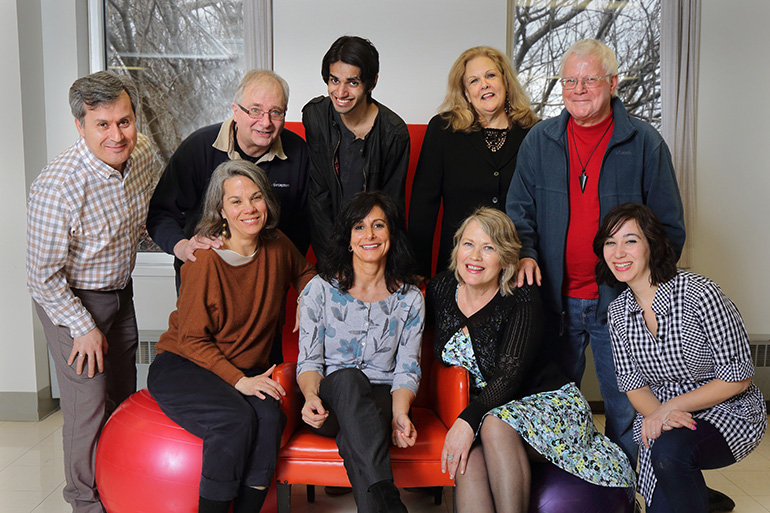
left=233, top=486, right=268, bottom=513
left=708, top=488, right=735, bottom=513
left=198, top=496, right=231, bottom=513
left=368, top=480, right=408, bottom=513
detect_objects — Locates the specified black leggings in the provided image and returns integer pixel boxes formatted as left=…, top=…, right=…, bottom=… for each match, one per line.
left=647, top=418, right=735, bottom=513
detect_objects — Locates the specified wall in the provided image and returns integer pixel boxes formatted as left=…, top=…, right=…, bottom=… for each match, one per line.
left=0, top=0, right=87, bottom=420
left=273, top=0, right=508, bottom=124
left=693, top=2, right=770, bottom=337
left=0, top=0, right=41, bottom=419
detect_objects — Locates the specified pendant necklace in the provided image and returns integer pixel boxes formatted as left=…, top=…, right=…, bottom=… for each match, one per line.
left=569, top=117, right=614, bottom=193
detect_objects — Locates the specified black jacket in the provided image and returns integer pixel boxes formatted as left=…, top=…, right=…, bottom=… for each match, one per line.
left=302, top=96, right=410, bottom=263
left=408, top=114, right=530, bottom=277
left=146, top=121, right=311, bottom=275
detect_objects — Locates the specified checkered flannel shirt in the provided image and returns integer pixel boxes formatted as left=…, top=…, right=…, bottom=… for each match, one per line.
left=26, top=134, right=156, bottom=337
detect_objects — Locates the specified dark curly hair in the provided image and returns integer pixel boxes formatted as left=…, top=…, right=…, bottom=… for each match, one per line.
left=593, top=203, right=677, bottom=287
left=319, top=191, right=418, bottom=294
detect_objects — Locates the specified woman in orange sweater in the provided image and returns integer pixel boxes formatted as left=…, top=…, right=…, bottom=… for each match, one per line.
left=148, top=160, right=315, bottom=513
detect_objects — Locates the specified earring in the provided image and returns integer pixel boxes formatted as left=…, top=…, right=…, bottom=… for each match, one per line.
left=348, top=246, right=353, bottom=252
left=221, top=219, right=229, bottom=238
left=505, top=94, right=512, bottom=115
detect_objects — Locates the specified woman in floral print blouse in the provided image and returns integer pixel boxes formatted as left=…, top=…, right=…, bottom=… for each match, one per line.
left=297, top=191, right=424, bottom=513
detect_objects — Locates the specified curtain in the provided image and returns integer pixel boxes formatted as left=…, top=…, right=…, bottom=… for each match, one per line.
left=244, top=0, right=273, bottom=70
left=661, top=0, right=700, bottom=268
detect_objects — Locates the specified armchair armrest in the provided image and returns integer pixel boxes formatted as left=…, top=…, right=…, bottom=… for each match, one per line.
left=274, top=362, right=300, bottom=448
left=430, top=361, right=469, bottom=429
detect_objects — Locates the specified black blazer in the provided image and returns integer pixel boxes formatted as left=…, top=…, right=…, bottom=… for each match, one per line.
left=408, top=114, right=529, bottom=277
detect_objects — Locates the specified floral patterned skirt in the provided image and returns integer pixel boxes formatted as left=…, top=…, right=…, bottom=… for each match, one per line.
left=484, top=382, right=635, bottom=487
left=443, top=329, right=635, bottom=488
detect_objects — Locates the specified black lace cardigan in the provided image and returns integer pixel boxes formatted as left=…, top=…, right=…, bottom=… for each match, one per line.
left=427, top=271, right=566, bottom=432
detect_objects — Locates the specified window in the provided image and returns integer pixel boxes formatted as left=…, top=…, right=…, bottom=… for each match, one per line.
left=512, top=0, right=661, bottom=128
left=105, top=0, right=245, bottom=160
left=103, top=0, right=245, bottom=250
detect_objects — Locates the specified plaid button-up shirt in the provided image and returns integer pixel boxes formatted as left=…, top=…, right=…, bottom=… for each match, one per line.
left=26, top=134, right=157, bottom=337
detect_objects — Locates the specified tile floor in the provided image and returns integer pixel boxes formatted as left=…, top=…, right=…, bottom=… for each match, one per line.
left=1, top=411, right=768, bottom=513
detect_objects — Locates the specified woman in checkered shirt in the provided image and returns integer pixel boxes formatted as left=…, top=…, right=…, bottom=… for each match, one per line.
left=595, top=203, right=767, bottom=513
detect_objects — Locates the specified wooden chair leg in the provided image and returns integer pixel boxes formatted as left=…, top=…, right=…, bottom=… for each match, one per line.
left=277, top=482, right=291, bottom=513
left=307, top=484, right=316, bottom=503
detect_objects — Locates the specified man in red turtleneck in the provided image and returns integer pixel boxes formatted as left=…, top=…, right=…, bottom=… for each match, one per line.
left=506, top=39, right=686, bottom=474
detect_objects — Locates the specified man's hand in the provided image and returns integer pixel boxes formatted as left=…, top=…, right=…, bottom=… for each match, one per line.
left=173, top=235, right=222, bottom=262
left=68, top=327, right=108, bottom=378
left=516, top=257, right=542, bottom=287
left=234, top=365, right=286, bottom=401
left=301, top=394, right=329, bottom=429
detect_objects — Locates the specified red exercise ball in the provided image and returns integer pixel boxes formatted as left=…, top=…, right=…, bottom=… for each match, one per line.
left=96, top=389, right=278, bottom=513
left=95, top=389, right=204, bottom=513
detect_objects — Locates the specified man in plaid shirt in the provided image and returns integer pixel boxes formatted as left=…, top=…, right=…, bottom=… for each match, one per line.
left=26, top=71, right=156, bottom=513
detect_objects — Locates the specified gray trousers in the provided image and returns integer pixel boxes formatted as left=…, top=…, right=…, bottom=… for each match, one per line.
left=35, top=282, right=137, bottom=513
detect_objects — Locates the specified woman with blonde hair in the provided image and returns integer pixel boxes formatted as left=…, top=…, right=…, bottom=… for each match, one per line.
left=428, top=208, right=634, bottom=513
left=408, top=46, right=538, bottom=279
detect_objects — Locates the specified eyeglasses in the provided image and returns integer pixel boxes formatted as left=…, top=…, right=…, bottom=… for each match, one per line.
left=236, top=103, right=286, bottom=121
left=559, top=75, right=612, bottom=90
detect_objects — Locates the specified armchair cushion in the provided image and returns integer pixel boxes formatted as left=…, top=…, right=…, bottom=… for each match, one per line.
left=273, top=358, right=468, bottom=489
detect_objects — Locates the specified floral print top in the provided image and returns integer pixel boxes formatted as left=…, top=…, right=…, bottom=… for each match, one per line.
left=297, top=275, right=424, bottom=395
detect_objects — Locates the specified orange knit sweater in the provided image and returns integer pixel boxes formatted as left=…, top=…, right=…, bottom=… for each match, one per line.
left=156, top=232, right=315, bottom=385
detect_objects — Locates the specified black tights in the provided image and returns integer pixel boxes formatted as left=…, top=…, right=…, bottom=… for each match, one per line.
left=455, top=416, right=542, bottom=513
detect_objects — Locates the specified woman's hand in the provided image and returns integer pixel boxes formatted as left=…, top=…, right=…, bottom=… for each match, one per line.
left=442, top=418, right=474, bottom=480
left=293, top=297, right=302, bottom=333
left=641, top=405, right=695, bottom=448
left=391, top=413, right=418, bottom=448
left=300, top=394, right=329, bottom=429
left=234, top=365, right=286, bottom=401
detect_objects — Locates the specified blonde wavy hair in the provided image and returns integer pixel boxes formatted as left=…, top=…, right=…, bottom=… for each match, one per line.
left=449, top=208, right=522, bottom=296
left=438, top=46, right=539, bottom=133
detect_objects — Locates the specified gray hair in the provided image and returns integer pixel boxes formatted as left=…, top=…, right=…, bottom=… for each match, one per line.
left=69, top=71, right=138, bottom=125
left=195, top=160, right=280, bottom=241
left=559, top=39, right=619, bottom=98
left=233, top=69, right=290, bottom=111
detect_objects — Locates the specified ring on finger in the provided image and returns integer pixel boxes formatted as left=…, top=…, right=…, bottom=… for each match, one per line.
left=663, top=419, right=669, bottom=427
left=447, top=455, right=455, bottom=461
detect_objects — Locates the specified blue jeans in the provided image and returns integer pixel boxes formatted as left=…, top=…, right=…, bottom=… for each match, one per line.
left=552, top=297, right=638, bottom=468
left=647, top=419, right=735, bottom=513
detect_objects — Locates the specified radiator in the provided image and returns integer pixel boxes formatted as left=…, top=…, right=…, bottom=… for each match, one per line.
left=749, top=335, right=770, bottom=404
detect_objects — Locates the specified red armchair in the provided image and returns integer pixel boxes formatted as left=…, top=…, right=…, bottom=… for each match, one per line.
left=273, top=332, right=468, bottom=513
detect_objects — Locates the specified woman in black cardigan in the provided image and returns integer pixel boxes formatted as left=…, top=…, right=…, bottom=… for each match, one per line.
left=428, top=208, right=634, bottom=513
left=408, top=46, right=538, bottom=278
